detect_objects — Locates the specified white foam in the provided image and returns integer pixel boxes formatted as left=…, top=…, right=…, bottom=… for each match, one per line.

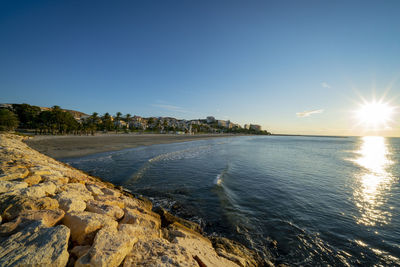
left=214, top=174, right=223, bottom=186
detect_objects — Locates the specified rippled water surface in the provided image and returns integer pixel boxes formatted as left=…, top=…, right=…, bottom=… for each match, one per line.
left=63, top=136, right=400, bottom=266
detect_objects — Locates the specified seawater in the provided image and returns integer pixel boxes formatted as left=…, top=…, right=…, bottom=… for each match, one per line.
left=62, top=136, right=400, bottom=266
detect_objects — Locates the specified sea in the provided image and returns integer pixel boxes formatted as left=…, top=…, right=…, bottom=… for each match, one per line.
left=62, top=135, right=400, bottom=266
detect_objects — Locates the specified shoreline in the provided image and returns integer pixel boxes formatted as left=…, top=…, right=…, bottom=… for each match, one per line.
left=25, top=133, right=243, bottom=159
left=0, top=133, right=266, bottom=266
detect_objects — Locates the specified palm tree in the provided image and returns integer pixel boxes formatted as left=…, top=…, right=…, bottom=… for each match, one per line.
left=115, top=112, right=122, bottom=133
left=100, top=112, right=110, bottom=132
left=125, top=113, right=132, bottom=130
left=91, top=112, right=99, bottom=124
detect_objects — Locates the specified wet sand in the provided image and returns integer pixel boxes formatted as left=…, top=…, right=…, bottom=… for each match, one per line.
left=26, top=133, right=238, bottom=159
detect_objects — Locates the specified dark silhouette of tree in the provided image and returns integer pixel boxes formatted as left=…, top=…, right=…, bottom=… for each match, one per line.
left=0, top=109, right=19, bottom=131
left=12, top=104, right=41, bottom=129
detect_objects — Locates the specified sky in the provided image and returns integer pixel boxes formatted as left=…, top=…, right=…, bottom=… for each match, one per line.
left=1, top=0, right=400, bottom=136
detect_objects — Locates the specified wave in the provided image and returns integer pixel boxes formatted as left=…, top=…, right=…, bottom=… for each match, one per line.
left=213, top=164, right=231, bottom=187
left=125, top=145, right=213, bottom=185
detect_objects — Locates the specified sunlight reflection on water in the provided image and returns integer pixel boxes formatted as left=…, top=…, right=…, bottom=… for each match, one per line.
left=353, top=136, right=395, bottom=226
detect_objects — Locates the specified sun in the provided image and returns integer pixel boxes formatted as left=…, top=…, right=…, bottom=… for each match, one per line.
left=355, top=100, right=395, bottom=129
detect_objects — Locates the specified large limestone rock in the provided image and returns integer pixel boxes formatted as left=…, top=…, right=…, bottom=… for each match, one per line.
left=210, top=236, right=263, bottom=267
left=21, top=174, right=42, bottom=186
left=18, top=181, right=57, bottom=198
left=165, top=222, right=240, bottom=267
left=0, top=194, right=39, bottom=221
left=0, top=165, right=29, bottom=181
left=86, top=183, right=105, bottom=196
left=85, top=199, right=124, bottom=220
left=42, top=174, right=69, bottom=185
left=20, top=209, right=65, bottom=227
left=154, top=206, right=202, bottom=233
left=121, top=207, right=161, bottom=231
left=0, top=180, right=28, bottom=193
left=0, top=209, right=65, bottom=236
left=119, top=195, right=152, bottom=211
left=94, top=194, right=125, bottom=209
left=29, top=166, right=52, bottom=176
left=62, top=211, right=118, bottom=245
left=101, top=187, right=121, bottom=197
left=35, top=196, right=59, bottom=210
left=56, top=191, right=87, bottom=213
left=58, top=183, right=94, bottom=200
left=123, top=238, right=198, bottom=267
left=0, top=221, right=70, bottom=267
left=75, top=224, right=138, bottom=267
left=56, top=182, right=94, bottom=213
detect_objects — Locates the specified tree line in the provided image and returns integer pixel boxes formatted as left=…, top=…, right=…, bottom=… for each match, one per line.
left=0, top=104, right=129, bottom=135
left=0, top=103, right=271, bottom=135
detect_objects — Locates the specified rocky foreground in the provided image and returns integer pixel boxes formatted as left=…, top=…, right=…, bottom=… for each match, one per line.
left=0, top=133, right=265, bottom=267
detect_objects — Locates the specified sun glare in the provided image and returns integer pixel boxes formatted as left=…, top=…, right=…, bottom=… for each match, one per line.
left=355, top=101, right=395, bottom=130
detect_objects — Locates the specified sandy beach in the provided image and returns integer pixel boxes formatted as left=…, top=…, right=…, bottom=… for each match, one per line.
left=26, top=133, right=239, bottom=159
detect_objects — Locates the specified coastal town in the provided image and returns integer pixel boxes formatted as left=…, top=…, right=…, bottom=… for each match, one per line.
left=0, top=103, right=270, bottom=135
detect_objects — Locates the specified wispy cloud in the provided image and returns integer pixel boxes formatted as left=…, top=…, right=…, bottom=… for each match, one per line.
left=321, top=82, right=331, bottom=88
left=151, top=104, right=188, bottom=113
left=296, top=109, right=324, bottom=117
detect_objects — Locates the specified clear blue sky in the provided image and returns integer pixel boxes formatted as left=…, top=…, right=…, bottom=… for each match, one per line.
left=1, top=0, right=400, bottom=136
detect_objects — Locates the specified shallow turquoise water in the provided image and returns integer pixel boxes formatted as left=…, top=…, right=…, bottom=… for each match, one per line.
left=63, top=136, right=400, bottom=266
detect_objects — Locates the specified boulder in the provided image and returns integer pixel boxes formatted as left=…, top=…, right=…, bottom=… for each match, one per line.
left=94, top=195, right=125, bottom=209
left=119, top=195, right=147, bottom=210
left=101, top=187, right=121, bottom=197
left=123, top=237, right=197, bottom=267
left=58, top=183, right=93, bottom=201
left=75, top=225, right=137, bottom=267
left=121, top=207, right=161, bottom=231
left=165, top=222, right=240, bottom=267
left=21, top=174, right=42, bottom=186
left=56, top=191, right=87, bottom=213
left=0, top=181, right=28, bottom=194
left=0, top=221, right=70, bottom=267
left=18, top=181, right=57, bottom=198
left=42, top=174, right=69, bottom=185
left=20, top=209, right=65, bottom=227
left=35, top=196, right=59, bottom=210
left=86, top=183, right=105, bottom=196
left=85, top=199, right=124, bottom=220
left=0, top=209, right=65, bottom=236
left=0, top=194, right=38, bottom=221
left=62, top=211, right=118, bottom=245
left=0, top=217, right=22, bottom=236
left=153, top=206, right=202, bottom=234
left=0, top=166, right=29, bottom=181
left=210, top=236, right=263, bottom=267
left=29, top=166, right=52, bottom=176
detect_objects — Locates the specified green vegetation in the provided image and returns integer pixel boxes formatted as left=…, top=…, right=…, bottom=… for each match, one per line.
left=0, top=103, right=271, bottom=135
left=0, top=109, right=19, bottom=131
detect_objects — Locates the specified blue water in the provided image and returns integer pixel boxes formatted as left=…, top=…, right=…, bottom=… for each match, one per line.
left=63, top=136, right=400, bottom=266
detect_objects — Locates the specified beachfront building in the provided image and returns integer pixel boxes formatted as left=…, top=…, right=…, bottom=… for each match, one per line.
left=114, top=120, right=127, bottom=127
left=217, top=120, right=228, bottom=128
left=250, top=124, right=262, bottom=131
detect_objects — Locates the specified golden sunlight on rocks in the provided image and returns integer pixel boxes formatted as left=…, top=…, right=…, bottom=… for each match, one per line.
left=0, top=133, right=263, bottom=267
